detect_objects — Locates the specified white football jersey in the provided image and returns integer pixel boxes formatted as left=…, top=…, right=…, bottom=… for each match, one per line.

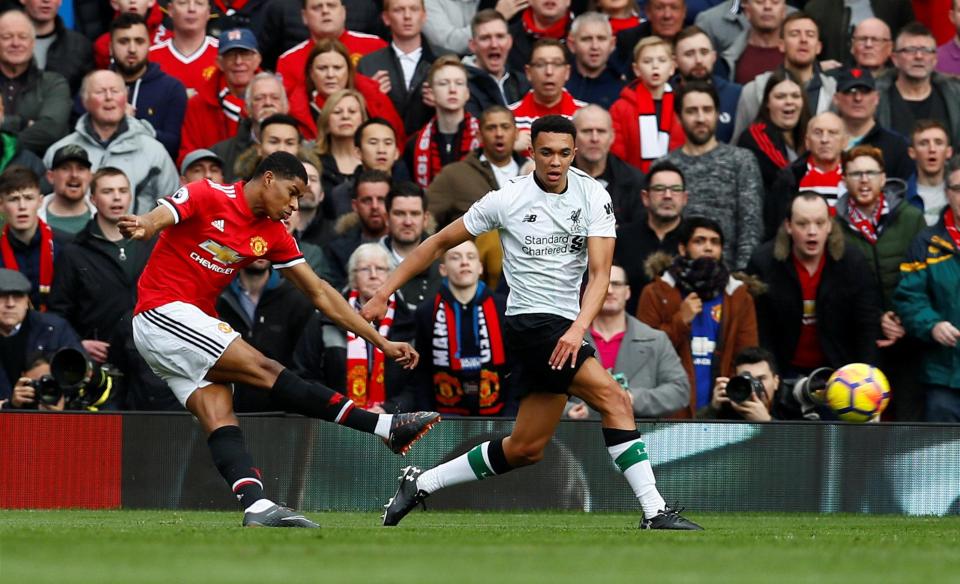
left=463, top=167, right=616, bottom=321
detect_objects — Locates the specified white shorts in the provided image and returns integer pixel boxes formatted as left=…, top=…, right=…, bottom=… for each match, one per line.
left=132, top=301, right=241, bottom=406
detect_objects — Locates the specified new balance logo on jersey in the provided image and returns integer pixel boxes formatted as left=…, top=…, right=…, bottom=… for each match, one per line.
left=604, top=203, right=613, bottom=215
left=522, top=214, right=538, bottom=222
left=211, top=219, right=225, bottom=232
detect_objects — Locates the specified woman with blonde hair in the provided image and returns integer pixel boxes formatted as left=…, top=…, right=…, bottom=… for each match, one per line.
left=313, top=88, right=367, bottom=197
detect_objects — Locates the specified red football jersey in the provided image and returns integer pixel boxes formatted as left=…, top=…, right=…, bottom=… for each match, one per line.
left=135, top=180, right=304, bottom=317
left=149, top=36, right=219, bottom=94
left=509, top=89, right=585, bottom=132
left=277, top=30, right=388, bottom=96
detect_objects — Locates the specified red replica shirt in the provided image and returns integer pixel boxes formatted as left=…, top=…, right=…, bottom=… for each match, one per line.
left=798, top=157, right=845, bottom=210
left=135, top=180, right=304, bottom=317
left=790, top=253, right=827, bottom=369
left=509, top=89, right=586, bottom=133
left=149, top=36, right=219, bottom=94
left=277, top=30, right=388, bottom=95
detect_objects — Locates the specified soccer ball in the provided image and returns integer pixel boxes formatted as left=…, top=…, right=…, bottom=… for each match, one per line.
left=824, top=363, right=891, bottom=422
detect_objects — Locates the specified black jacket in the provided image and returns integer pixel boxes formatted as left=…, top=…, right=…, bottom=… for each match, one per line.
left=746, top=232, right=882, bottom=372
left=0, top=225, right=72, bottom=309
left=47, top=219, right=153, bottom=342
left=574, top=153, right=645, bottom=227
left=0, top=309, right=83, bottom=402
left=765, top=156, right=811, bottom=242
left=465, top=64, right=531, bottom=117
left=211, top=117, right=256, bottom=183
left=857, top=122, right=915, bottom=182
left=614, top=217, right=683, bottom=317
left=292, top=292, right=417, bottom=413
left=506, top=17, right=570, bottom=74
left=357, top=40, right=436, bottom=136
left=216, top=272, right=314, bottom=412
left=805, top=0, right=914, bottom=64
left=207, top=0, right=271, bottom=39
left=44, top=17, right=94, bottom=95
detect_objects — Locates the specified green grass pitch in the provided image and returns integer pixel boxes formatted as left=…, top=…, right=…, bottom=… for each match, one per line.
left=2, top=510, right=958, bottom=584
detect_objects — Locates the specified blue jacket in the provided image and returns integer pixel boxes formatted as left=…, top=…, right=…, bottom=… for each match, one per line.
left=0, top=310, right=84, bottom=401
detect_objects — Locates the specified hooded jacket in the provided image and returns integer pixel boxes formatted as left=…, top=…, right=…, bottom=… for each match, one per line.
left=637, top=252, right=761, bottom=418
left=120, top=63, right=187, bottom=160
left=42, top=115, right=181, bottom=216
left=746, top=223, right=882, bottom=371
left=609, top=80, right=686, bottom=173
left=835, top=178, right=927, bottom=310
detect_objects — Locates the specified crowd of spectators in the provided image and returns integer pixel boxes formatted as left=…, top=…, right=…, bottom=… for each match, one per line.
left=0, top=0, right=959, bottom=423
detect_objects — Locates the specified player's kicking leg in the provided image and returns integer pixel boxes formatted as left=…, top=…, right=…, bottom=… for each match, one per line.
left=382, top=392, right=568, bottom=526
left=207, top=336, right=440, bottom=455
left=570, top=358, right=702, bottom=530
left=185, top=383, right=319, bottom=528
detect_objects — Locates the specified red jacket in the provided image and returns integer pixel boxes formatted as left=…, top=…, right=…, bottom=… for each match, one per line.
left=288, top=73, right=406, bottom=144
left=178, top=70, right=243, bottom=163
left=609, top=81, right=685, bottom=173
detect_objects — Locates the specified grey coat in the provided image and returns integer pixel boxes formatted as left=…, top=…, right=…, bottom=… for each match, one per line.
left=570, top=315, right=690, bottom=420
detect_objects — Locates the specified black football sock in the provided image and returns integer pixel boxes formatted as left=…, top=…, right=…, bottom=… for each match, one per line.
left=207, top=425, right=265, bottom=507
left=270, top=368, right=378, bottom=434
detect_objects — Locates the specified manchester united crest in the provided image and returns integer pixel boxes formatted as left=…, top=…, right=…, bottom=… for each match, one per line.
left=249, top=236, right=268, bottom=256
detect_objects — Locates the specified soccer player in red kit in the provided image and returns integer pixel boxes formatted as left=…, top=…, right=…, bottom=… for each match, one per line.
left=119, top=151, right=440, bottom=528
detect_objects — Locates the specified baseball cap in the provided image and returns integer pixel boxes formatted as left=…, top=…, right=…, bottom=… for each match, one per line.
left=0, top=269, right=31, bottom=295
left=836, top=67, right=876, bottom=93
left=51, top=144, right=92, bottom=169
left=218, top=28, right=259, bottom=55
left=180, top=149, right=224, bottom=176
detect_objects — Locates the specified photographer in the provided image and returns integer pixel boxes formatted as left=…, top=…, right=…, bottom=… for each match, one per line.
left=0, top=269, right=85, bottom=409
left=8, top=353, right=63, bottom=411
left=701, top=347, right=783, bottom=421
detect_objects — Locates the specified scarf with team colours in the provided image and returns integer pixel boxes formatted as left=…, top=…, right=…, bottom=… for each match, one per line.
left=346, top=290, right=395, bottom=408
left=634, top=81, right=676, bottom=166
left=217, top=86, right=246, bottom=128
left=412, top=114, right=479, bottom=188
left=1, top=220, right=54, bottom=309
left=848, top=193, right=889, bottom=245
left=521, top=8, right=571, bottom=40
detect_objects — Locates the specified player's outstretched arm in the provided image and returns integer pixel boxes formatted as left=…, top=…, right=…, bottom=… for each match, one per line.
left=549, top=236, right=615, bottom=369
left=283, top=262, right=419, bottom=368
left=118, top=205, right=175, bottom=240
left=361, top=218, right=473, bottom=321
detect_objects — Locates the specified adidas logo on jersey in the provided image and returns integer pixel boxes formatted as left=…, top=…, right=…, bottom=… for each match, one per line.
left=211, top=219, right=225, bottom=232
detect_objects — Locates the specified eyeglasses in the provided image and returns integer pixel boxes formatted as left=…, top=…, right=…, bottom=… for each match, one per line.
left=852, top=36, right=890, bottom=45
left=353, top=266, right=390, bottom=276
left=647, top=184, right=684, bottom=194
left=528, top=60, right=568, bottom=71
left=609, top=281, right=628, bottom=289
left=847, top=170, right=882, bottom=180
left=894, top=46, right=936, bottom=56
left=947, top=184, right=960, bottom=193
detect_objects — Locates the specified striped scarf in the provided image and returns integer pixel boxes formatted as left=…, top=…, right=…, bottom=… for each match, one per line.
left=345, top=290, right=395, bottom=408
left=634, top=81, right=676, bottom=166
left=0, top=221, right=54, bottom=310
left=218, top=86, right=246, bottom=125
left=412, top=113, right=479, bottom=188
left=848, top=194, right=889, bottom=245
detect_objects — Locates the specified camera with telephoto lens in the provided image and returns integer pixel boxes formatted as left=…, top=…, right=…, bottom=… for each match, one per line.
left=725, top=372, right=766, bottom=403
left=42, top=348, right=117, bottom=410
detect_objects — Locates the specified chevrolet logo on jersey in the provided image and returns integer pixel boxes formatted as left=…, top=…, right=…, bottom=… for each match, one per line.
left=199, top=239, right=244, bottom=265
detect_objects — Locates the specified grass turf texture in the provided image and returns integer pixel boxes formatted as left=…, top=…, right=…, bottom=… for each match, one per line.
left=2, top=510, right=957, bottom=583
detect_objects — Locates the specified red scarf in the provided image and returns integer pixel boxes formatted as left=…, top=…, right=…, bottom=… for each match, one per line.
left=431, top=289, right=507, bottom=415
left=212, top=0, right=250, bottom=15
left=633, top=81, right=676, bottom=165
left=345, top=290, right=395, bottom=408
left=310, top=90, right=327, bottom=120
left=609, top=15, right=641, bottom=35
left=945, top=207, right=960, bottom=248
left=848, top=193, right=889, bottom=244
left=748, top=121, right=789, bottom=169
left=218, top=85, right=246, bottom=128
left=0, top=221, right=54, bottom=309
left=521, top=8, right=571, bottom=40
left=412, top=113, right=479, bottom=188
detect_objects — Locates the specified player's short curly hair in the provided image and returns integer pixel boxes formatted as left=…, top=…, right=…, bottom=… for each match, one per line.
left=252, top=151, right=308, bottom=184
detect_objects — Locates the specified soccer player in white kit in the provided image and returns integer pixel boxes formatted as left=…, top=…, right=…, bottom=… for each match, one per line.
left=119, top=152, right=439, bottom=528
left=363, top=116, right=702, bottom=530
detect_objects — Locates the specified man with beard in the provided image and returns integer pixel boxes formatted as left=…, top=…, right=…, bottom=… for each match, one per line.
left=672, top=25, right=742, bottom=144
left=572, top=105, right=644, bottom=227
left=637, top=217, right=758, bottom=418
left=323, top=168, right=390, bottom=290
left=464, top=10, right=530, bottom=118
left=614, top=160, right=687, bottom=316
left=108, top=13, right=187, bottom=159
left=380, top=182, right=440, bottom=310
left=664, top=81, right=763, bottom=270
left=39, top=145, right=95, bottom=236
